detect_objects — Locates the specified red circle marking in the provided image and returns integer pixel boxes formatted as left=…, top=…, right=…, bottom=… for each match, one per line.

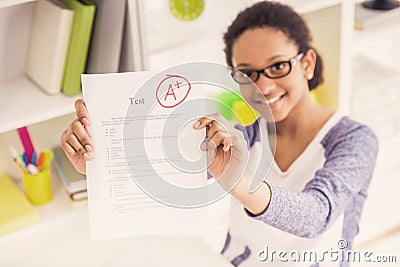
left=156, top=75, right=191, bottom=108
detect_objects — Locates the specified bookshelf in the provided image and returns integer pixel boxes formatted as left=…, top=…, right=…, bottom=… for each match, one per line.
left=0, top=0, right=131, bottom=239
left=0, top=1, right=81, bottom=135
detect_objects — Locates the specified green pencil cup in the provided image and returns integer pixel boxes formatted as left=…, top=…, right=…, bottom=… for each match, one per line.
left=22, top=166, right=52, bottom=205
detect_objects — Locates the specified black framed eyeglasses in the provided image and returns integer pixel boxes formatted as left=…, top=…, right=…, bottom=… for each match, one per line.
left=231, top=53, right=304, bottom=84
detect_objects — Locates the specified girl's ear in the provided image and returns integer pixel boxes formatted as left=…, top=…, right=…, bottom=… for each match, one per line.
left=302, top=49, right=317, bottom=80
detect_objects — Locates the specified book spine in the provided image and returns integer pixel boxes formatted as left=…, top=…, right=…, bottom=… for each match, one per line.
left=50, top=9, right=74, bottom=93
left=62, top=0, right=96, bottom=95
left=53, top=153, right=71, bottom=189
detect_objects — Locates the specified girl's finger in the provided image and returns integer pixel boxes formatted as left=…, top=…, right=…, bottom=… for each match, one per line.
left=74, top=99, right=90, bottom=126
left=70, top=119, right=94, bottom=151
left=193, top=117, right=215, bottom=129
left=206, top=120, right=227, bottom=139
left=209, top=131, right=232, bottom=152
left=60, top=130, right=75, bottom=155
left=193, top=113, right=228, bottom=130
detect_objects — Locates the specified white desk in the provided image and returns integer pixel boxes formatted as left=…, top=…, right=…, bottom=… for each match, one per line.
left=0, top=172, right=233, bottom=267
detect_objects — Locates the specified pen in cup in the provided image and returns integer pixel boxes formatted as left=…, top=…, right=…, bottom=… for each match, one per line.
left=11, top=147, right=53, bottom=205
left=27, top=164, right=39, bottom=175
left=10, top=147, right=29, bottom=173
left=22, top=152, right=29, bottom=166
left=32, top=151, right=38, bottom=166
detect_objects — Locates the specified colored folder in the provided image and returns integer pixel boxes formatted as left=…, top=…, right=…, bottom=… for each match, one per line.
left=86, top=0, right=126, bottom=74
left=62, top=0, right=96, bottom=95
left=0, top=174, right=40, bottom=236
left=25, top=0, right=74, bottom=95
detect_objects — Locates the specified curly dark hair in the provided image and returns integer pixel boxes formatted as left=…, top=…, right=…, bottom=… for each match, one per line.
left=223, top=1, right=323, bottom=90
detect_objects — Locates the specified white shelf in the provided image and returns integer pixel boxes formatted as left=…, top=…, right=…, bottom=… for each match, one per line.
left=285, top=0, right=343, bottom=13
left=0, top=76, right=80, bottom=133
left=354, top=8, right=400, bottom=44
left=0, top=0, right=34, bottom=8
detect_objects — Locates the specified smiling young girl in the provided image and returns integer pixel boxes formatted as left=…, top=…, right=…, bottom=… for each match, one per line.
left=193, top=1, right=379, bottom=266
left=60, top=1, right=378, bottom=266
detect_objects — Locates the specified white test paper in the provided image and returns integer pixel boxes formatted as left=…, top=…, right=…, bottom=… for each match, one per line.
left=81, top=71, right=230, bottom=252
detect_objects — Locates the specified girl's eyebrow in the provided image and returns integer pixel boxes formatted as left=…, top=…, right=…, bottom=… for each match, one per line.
left=235, top=54, right=287, bottom=68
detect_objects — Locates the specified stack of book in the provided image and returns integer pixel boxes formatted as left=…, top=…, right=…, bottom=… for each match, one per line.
left=52, top=146, right=87, bottom=206
left=25, top=0, right=126, bottom=96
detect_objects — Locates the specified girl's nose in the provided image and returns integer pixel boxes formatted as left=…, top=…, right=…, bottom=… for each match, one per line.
left=255, top=75, right=276, bottom=95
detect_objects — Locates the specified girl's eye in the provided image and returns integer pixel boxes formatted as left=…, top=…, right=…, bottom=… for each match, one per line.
left=244, top=70, right=255, bottom=77
left=238, top=70, right=257, bottom=80
left=271, top=63, right=286, bottom=72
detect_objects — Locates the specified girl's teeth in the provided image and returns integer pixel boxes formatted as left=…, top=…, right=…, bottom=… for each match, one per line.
left=267, top=96, right=280, bottom=104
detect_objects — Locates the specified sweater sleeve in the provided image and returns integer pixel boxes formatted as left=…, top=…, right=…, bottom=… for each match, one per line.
left=246, top=119, right=379, bottom=238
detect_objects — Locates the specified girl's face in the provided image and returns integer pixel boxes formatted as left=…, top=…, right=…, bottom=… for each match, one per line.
left=231, top=27, right=312, bottom=123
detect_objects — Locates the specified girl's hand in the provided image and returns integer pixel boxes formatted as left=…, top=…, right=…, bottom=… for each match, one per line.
left=193, top=113, right=249, bottom=192
left=194, top=113, right=271, bottom=215
left=60, top=99, right=94, bottom=174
